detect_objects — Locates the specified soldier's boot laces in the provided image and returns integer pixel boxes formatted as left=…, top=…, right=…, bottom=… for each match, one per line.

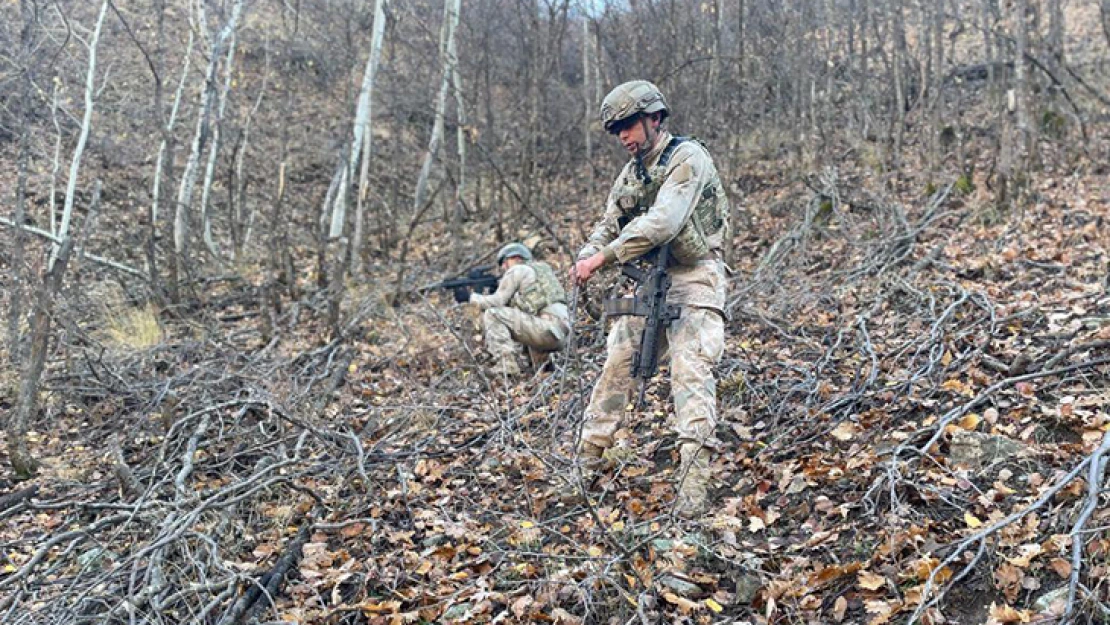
left=675, top=444, right=712, bottom=519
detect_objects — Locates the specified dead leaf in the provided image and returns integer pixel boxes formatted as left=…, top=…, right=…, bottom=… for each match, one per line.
left=748, top=516, right=766, bottom=533
left=865, top=598, right=896, bottom=625
left=511, top=595, right=533, bottom=618
left=858, top=570, right=886, bottom=591
left=830, top=421, right=858, bottom=441
left=662, top=592, right=701, bottom=613
left=340, top=522, right=366, bottom=538
left=833, top=596, right=848, bottom=621
left=1007, top=543, right=1043, bottom=568
left=959, top=413, right=982, bottom=431
left=551, top=607, right=583, bottom=624
left=1049, top=557, right=1071, bottom=577
left=987, top=602, right=1031, bottom=623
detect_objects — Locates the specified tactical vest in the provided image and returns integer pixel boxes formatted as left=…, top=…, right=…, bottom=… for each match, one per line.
left=511, top=261, right=566, bottom=316
left=613, top=137, right=728, bottom=266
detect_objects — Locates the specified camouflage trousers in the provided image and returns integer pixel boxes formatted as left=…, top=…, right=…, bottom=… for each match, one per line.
left=482, top=307, right=567, bottom=364
left=579, top=307, right=724, bottom=451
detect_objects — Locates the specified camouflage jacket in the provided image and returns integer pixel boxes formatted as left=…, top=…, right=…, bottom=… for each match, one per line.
left=578, top=130, right=729, bottom=313
left=470, top=262, right=571, bottom=337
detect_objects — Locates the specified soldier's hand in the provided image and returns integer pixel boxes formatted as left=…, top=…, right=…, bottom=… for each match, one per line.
left=573, top=253, right=605, bottom=285
left=453, top=286, right=471, bottom=304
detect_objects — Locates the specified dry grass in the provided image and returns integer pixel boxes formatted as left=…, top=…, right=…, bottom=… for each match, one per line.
left=102, top=303, right=162, bottom=349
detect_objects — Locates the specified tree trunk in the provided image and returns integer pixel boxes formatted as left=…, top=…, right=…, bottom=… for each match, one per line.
left=330, top=0, right=388, bottom=246
left=236, top=66, right=269, bottom=256
left=450, top=19, right=467, bottom=222
left=8, top=130, right=30, bottom=367
left=412, top=0, right=461, bottom=216
left=891, top=0, right=907, bottom=168
left=10, top=204, right=85, bottom=477
left=1048, top=0, right=1065, bottom=66
left=582, top=18, right=592, bottom=163
left=154, top=30, right=194, bottom=301
left=929, top=0, right=945, bottom=171
left=53, top=0, right=109, bottom=270
left=737, top=0, right=745, bottom=106
left=173, top=0, right=243, bottom=299
left=1013, top=0, right=1034, bottom=173
left=9, top=0, right=39, bottom=366
left=352, top=0, right=388, bottom=276
left=706, top=0, right=722, bottom=106
left=982, top=0, right=996, bottom=92
left=200, top=0, right=245, bottom=261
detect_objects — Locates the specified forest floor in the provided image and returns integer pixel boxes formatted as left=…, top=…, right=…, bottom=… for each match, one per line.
left=3, top=116, right=1110, bottom=625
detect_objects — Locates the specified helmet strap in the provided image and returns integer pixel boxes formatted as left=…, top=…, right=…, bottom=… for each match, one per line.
left=633, top=116, right=659, bottom=184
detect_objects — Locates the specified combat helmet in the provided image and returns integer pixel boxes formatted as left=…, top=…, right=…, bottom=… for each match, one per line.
left=599, top=80, right=669, bottom=133
left=497, top=242, right=533, bottom=264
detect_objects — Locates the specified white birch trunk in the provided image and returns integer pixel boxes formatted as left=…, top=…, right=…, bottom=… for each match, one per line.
left=706, top=0, right=721, bottom=105
left=173, top=0, right=243, bottom=265
left=49, top=84, right=62, bottom=237
left=451, top=32, right=467, bottom=217
left=333, top=0, right=388, bottom=249
left=412, top=0, right=461, bottom=215
left=200, top=0, right=244, bottom=259
left=1013, top=0, right=1033, bottom=168
left=52, top=0, right=109, bottom=270
left=582, top=18, right=592, bottom=162
left=238, top=63, right=271, bottom=252
left=151, top=31, right=195, bottom=226
left=351, top=0, right=389, bottom=272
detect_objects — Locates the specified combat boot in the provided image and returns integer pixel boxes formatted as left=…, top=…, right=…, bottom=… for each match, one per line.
left=493, top=356, right=522, bottom=378
left=578, top=440, right=607, bottom=470
left=559, top=441, right=607, bottom=505
left=675, top=444, right=712, bottom=519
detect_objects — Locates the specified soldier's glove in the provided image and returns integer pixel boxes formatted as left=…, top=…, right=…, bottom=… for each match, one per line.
left=453, top=286, right=471, bottom=304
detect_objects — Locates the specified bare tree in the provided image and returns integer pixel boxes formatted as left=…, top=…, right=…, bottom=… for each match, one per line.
left=9, top=0, right=109, bottom=475
left=171, top=0, right=244, bottom=300
left=351, top=0, right=389, bottom=275
left=6, top=0, right=38, bottom=367
left=53, top=1, right=109, bottom=268
left=412, top=0, right=462, bottom=215
left=581, top=15, right=592, bottom=163
left=1012, top=0, right=1034, bottom=173
left=200, top=2, right=245, bottom=260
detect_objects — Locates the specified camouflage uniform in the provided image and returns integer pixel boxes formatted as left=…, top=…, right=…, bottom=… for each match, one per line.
left=470, top=261, right=570, bottom=376
left=578, top=88, right=730, bottom=514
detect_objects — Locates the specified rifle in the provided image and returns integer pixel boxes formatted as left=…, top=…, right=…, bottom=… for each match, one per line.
left=603, top=244, right=681, bottom=408
left=420, top=265, right=499, bottom=295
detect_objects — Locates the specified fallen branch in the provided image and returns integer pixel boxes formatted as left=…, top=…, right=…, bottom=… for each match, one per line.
left=0, top=216, right=144, bottom=277
left=0, top=485, right=39, bottom=514
left=903, top=357, right=1110, bottom=466
left=1064, top=430, right=1110, bottom=623
left=215, top=519, right=312, bottom=625
left=907, top=430, right=1110, bottom=623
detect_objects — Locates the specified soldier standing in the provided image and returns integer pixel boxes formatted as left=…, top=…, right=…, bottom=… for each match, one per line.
left=456, top=243, right=570, bottom=377
left=572, top=80, right=730, bottom=517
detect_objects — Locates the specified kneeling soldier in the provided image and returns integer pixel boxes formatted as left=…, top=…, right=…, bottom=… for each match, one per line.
left=455, top=243, right=570, bottom=377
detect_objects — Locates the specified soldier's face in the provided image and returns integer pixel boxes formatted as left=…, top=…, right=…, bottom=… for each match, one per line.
left=614, top=114, right=659, bottom=155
